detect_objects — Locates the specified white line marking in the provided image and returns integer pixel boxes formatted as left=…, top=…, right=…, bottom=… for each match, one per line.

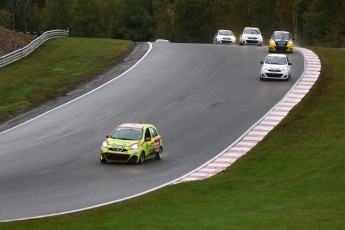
left=1, top=46, right=321, bottom=222
left=0, top=43, right=153, bottom=136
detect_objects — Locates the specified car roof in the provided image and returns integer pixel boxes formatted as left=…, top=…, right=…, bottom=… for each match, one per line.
left=272, top=31, right=290, bottom=34
left=244, top=27, right=260, bottom=30
left=155, top=39, right=170, bottom=43
left=117, top=123, right=153, bottom=130
left=267, top=54, right=287, bottom=57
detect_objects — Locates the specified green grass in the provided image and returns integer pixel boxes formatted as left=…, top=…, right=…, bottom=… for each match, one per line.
left=1, top=47, right=344, bottom=229
left=0, top=37, right=133, bottom=120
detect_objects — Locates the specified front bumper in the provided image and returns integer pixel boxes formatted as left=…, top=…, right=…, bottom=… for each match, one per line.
left=220, top=38, right=235, bottom=44
left=260, top=70, right=290, bottom=80
left=269, top=43, right=293, bottom=53
left=244, top=39, right=262, bottom=45
left=101, top=149, right=139, bottom=163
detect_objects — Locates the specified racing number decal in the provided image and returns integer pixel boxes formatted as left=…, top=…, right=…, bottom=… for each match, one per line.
left=153, top=137, right=160, bottom=152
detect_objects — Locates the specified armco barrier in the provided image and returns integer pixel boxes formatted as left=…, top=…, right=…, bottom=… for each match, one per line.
left=0, top=29, right=69, bottom=68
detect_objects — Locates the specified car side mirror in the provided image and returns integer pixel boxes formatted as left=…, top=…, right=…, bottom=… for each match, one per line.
left=106, top=134, right=110, bottom=138
left=260, top=61, right=264, bottom=64
left=145, top=137, right=151, bottom=141
left=289, top=63, right=292, bottom=65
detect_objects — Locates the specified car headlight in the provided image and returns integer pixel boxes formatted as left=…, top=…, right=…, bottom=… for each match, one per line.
left=261, top=66, right=268, bottom=71
left=270, top=40, right=276, bottom=45
left=101, top=141, right=108, bottom=148
left=288, top=41, right=293, bottom=45
left=282, top=66, right=288, bottom=72
left=130, top=143, right=139, bottom=150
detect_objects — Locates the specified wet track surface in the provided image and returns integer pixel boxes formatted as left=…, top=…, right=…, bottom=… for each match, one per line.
left=0, top=43, right=304, bottom=220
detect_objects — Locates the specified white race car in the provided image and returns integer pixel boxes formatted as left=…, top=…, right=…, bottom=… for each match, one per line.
left=239, top=27, right=263, bottom=46
left=260, top=54, right=292, bottom=81
left=213, top=29, right=236, bottom=44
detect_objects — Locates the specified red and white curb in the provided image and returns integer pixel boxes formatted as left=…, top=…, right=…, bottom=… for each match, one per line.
left=174, top=48, right=321, bottom=184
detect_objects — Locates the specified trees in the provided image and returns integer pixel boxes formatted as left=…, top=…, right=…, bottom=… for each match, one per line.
left=41, top=0, right=70, bottom=31
left=0, top=8, right=10, bottom=28
left=0, top=0, right=344, bottom=46
left=273, top=0, right=301, bottom=43
left=4, top=0, right=17, bottom=31
left=302, top=0, right=345, bottom=46
left=17, top=0, right=37, bottom=33
left=69, top=0, right=103, bottom=37
left=113, top=0, right=154, bottom=41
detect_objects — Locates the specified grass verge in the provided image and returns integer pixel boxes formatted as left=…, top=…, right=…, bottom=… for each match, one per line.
left=0, top=47, right=344, bottom=229
left=0, top=37, right=133, bottom=120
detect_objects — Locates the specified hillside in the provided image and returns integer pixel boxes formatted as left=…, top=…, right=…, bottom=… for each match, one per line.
left=0, top=26, right=36, bottom=56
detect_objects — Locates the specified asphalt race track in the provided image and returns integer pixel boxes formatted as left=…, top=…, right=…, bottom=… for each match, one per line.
left=0, top=43, right=304, bottom=221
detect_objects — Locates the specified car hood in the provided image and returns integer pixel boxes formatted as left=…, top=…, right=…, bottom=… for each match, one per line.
left=218, top=35, right=234, bottom=39
left=272, top=38, right=291, bottom=42
left=107, top=138, right=139, bottom=147
left=244, top=34, right=261, bottom=38
left=263, top=63, right=288, bottom=70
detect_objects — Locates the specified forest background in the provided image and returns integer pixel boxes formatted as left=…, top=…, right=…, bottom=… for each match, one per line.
left=0, top=0, right=344, bottom=47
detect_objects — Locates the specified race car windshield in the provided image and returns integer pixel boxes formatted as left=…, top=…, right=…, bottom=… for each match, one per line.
left=272, top=33, right=291, bottom=40
left=244, top=28, right=260, bottom=34
left=265, top=56, right=287, bottom=65
left=220, top=30, right=233, bottom=36
left=111, top=128, right=143, bottom=140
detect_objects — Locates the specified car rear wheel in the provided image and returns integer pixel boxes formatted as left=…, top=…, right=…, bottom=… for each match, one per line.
left=138, top=152, right=145, bottom=164
left=155, top=147, right=163, bottom=160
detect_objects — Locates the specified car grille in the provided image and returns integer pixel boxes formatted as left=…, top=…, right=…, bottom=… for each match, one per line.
left=246, top=40, right=259, bottom=44
left=276, top=46, right=288, bottom=52
left=108, top=147, right=128, bottom=152
left=277, top=42, right=287, bottom=46
left=105, top=152, right=130, bottom=162
left=268, top=69, right=282, bottom=72
left=266, top=73, right=283, bottom=78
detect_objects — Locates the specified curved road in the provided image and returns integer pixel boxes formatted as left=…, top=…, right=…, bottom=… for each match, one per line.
left=0, top=43, right=304, bottom=221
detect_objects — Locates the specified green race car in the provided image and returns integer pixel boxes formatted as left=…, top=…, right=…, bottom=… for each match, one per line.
left=100, top=123, right=163, bottom=164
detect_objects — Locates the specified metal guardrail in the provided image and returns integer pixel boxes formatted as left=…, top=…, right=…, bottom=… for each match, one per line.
left=0, top=29, right=69, bottom=68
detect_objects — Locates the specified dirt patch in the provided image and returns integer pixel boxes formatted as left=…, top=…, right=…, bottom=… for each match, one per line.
left=0, top=26, right=36, bottom=56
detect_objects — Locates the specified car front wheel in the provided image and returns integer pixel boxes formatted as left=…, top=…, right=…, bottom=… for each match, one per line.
left=100, top=155, right=107, bottom=164
left=138, top=152, right=145, bottom=164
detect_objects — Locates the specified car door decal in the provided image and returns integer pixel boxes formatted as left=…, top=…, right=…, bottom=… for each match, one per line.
left=153, top=137, right=160, bottom=152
